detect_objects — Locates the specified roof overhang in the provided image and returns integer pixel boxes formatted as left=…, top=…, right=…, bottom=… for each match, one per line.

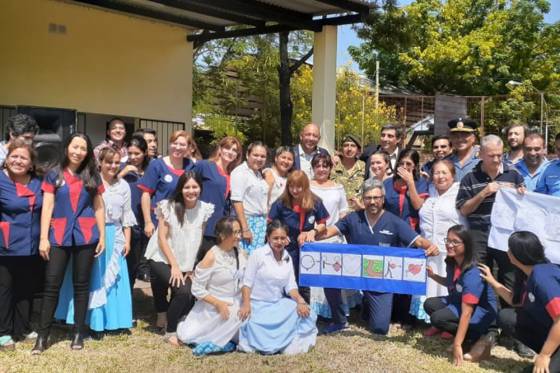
left=72, top=0, right=372, bottom=46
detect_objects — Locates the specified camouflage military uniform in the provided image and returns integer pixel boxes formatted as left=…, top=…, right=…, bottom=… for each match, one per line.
left=331, top=159, right=365, bottom=211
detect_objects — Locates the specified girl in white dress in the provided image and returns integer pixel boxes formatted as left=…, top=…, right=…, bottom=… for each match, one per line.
left=177, top=217, right=247, bottom=356
left=144, top=171, right=214, bottom=346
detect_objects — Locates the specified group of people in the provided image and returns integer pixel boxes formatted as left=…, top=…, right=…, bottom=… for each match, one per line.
left=1, top=113, right=560, bottom=371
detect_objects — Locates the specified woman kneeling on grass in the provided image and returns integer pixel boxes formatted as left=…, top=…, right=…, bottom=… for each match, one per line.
left=424, top=225, right=498, bottom=366
left=177, top=217, right=247, bottom=356
left=480, top=231, right=560, bottom=373
left=238, top=220, right=317, bottom=354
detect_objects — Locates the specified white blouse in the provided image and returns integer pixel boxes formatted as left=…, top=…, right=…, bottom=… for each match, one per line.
left=242, top=244, right=298, bottom=302
left=231, top=162, right=269, bottom=216
left=310, top=183, right=348, bottom=226
left=419, top=182, right=467, bottom=250
left=103, top=179, right=137, bottom=228
left=264, top=167, right=287, bottom=208
left=191, top=245, right=247, bottom=303
left=144, top=200, right=214, bottom=272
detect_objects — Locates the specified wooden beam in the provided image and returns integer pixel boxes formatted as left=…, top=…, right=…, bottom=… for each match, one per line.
left=74, top=0, right=225, bottom=30
left=148, top=0, right=265, bottom=27
left=187, top=14, right=364, bottom=45
left=313, top=0, right=371, bottom=14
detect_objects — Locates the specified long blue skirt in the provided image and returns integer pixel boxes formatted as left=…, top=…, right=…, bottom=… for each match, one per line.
left=238, top=298, right=317, bottom=355
left=55, top=225, right=133, bottom=331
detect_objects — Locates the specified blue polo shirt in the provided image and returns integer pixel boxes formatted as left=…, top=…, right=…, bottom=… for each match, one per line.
left=535, top=160, right=560, bottom=197
left=522, top=263, right=560, bottom=335
left=194, top=160, right=230, bottom=238
left=449, top=150, right=479, bottom=181
left=444, top=263, right=498, bottom=334
left=334, top=210, right=418, bottom=247
left=515, top=159, right=549, bottom=192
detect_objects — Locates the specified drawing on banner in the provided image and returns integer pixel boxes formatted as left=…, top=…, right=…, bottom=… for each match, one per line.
left=300, top=252, right=321, bottom=275
left=322, top=253, right=342, bottom=276
left=362, top=255, right=384, bottom=278
left=384, top=256, right=403, bottom=280
left=403, top=258, right=426, bottom=282
left=342, top=254, right=362, bottom=277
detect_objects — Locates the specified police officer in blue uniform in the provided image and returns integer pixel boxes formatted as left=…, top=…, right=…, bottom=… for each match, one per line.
left=447, top=118, right=480, bottom=181
left=319, top=179, right=438, bottom=335
left=481, top=231, right=560, bottom=373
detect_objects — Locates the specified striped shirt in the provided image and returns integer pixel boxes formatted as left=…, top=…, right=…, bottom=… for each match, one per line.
left=456, top=162, right=524, bottom=232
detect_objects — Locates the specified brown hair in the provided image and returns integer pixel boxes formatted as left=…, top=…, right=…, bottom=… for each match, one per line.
left=98, top=147, right=120, bottom=165
left=211, top=136, right=243, bottom=174
left=4, top=138, right=37, bottom=174
left=280, top=170, right=316, bottom=211
left=431, top=159, right=456, bottom=178
left=169, top=130, right=192, bottom=145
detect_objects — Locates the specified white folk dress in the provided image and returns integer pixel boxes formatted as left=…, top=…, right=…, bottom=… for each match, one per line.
left=177, top=246, right=247, bottom=347
left=410, top=182, right=467, bottom=321
left=144, top=200, right=214, bottom=272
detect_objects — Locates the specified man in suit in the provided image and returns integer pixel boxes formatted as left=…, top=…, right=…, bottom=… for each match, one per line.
left=292, top=123, right=329, bottom=179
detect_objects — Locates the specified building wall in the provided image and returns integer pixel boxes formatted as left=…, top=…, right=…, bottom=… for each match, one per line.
left=0, top=0, right=193, bottom=128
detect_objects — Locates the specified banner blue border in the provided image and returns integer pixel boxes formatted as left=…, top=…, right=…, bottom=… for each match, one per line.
left=299, top=243, right=427, bottom=296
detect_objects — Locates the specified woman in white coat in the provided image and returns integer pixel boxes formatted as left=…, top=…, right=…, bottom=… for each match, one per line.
left=410, top=160, right=467, bottom=327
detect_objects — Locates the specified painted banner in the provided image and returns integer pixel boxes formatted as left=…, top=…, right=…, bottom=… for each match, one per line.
left=299, top=243, right=427, bottom=295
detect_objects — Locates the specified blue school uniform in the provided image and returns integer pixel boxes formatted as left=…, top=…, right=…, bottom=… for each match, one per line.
left=383, top=177, right=429, bottom=232
left=122, top=167, right=144, bottom=228
left=443, top=263, right=498, bottom=335
left=516, top=159, right=549, bottom=192
left=268, top=199, right=329, bottom=280
left=520, top=263, right=560, bottom=348
left=41, top=169, right=104, bottom=247
left=0, top=172, right=43, bottom=256
left=334, top=210, right=420, bottom=334
left=137, top=158, right=194, bottom=223
left=449, top=151, right=479, bottom=181
left=194, top=160, right=230, bottom=238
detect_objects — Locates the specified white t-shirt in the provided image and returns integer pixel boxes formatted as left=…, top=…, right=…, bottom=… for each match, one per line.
left=145, top=199, right=214, bottom=272
left=230, top=161, right=269, bottom=216
left=310, top=183, right=348, bottom=227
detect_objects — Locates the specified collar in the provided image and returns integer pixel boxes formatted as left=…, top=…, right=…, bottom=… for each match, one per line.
left=477, top=161, right=504, bottom=178
left=517, top=159, right=548, bottom=176
left=364, top=210, right=384, bottom=232
left=299, top=144, right=318, bottom=157
left=265, top=244, right=290, bottom=262
left=389, top=147, right=399, bottom=159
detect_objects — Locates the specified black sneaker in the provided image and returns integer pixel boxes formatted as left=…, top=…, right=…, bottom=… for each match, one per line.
left=514, top=340, right=535, bottom=359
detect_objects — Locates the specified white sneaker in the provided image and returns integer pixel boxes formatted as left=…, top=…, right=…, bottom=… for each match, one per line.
left=25, top=331, right=38, bottom=340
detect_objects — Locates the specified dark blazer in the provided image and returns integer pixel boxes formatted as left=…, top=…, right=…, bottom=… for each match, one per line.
left=292, top=144, right=330, bottom=171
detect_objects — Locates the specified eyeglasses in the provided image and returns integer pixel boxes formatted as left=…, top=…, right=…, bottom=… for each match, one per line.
left=444, top=238, right=463, bottom=247
left=363, top=196, right=384, bottom=202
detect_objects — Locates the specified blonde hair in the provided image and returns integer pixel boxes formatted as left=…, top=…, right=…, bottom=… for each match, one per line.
left=280, top=170, right=316, bottom=211
left=169, top=130, right=192, bottom=145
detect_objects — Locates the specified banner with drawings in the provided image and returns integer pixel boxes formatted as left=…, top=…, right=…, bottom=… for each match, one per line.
left=299, top=243, right=427, bottom=296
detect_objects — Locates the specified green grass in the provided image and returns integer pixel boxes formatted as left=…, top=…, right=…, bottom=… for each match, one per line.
left=0, top=288, right=532, bottom=373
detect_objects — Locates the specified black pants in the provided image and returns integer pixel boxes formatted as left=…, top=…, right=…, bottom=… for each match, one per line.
left=498, top=308, right=560, bottom=372
left=472, top=229, right=515, bottom=306
left=324, top=288, right=347, bottom=324
left=127, top=226, right=149, bottom=290
left=391, top=294, right=414, bottom=325
left=149, top=260, right=195, bottom=333
left=38, top=244, right=96, bottom=336
left=0, top=256, right=41, bottom=337
left=424, top=296, right=481, bottom=341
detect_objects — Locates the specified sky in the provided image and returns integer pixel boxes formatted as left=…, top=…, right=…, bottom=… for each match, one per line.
left=336, top=0, right=560, bottom=71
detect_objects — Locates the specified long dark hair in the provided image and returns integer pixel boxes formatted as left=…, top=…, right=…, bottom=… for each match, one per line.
left=57, top=133, right=100, bottom=199
left=394, top=148, right=420, bottom=182
left=444, top=225, right=475, bottom=271
left=127, top=135, right=149, bottom=171
left=169, top=171, right=202, bottom=226
left=195, top=216, right=240, bottom=268
left=509, top=231, right=549, bottom=304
